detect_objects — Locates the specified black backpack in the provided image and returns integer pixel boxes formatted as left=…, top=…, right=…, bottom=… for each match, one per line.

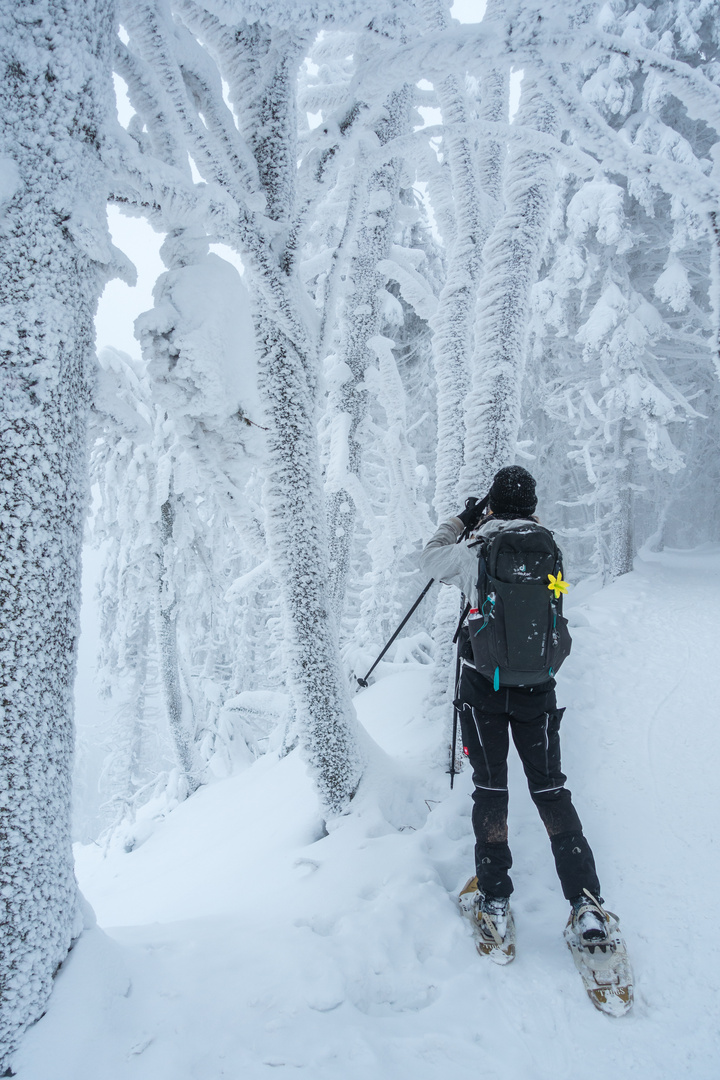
left=466, top=522, right=572, bottom=688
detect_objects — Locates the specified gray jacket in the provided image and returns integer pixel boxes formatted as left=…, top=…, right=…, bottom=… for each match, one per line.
left=419, top=515, right=538, bottom=607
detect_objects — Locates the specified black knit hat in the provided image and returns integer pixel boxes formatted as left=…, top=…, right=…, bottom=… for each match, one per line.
left=488, top=466, right=537, bottom=519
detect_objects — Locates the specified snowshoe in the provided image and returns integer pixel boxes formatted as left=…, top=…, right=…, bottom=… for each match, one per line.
left=564, top=890, right=633, bottom=1016
left=459, top=876, right=516, bottom=965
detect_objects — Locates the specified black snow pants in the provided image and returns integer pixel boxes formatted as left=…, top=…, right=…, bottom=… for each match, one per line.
left=457, top=661, right=601, bottom=901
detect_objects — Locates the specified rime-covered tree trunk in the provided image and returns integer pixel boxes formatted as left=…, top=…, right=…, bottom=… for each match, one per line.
left=326, top=88, right=411, bottom=618
left=255, top=310, right=362, bottom=812
left=156, top=498, right=200, bottom=791
left=462, top=76, right=557, bottom=493
left=243, top=29, right=362, bottom=814
left=476, top=73, right=507, bottom=212
left=709, top=210, right=720, bottom=381
left=609, top=434, right=634, bottom=579
left=0, top=0, right=115, bottom=1067
left=121, top=612, right=151, bottom=807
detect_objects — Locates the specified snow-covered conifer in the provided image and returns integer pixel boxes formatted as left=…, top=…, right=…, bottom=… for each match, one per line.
left=528, top=173, right=703, bottom=578
left=526, top=0, right=719, bottom=577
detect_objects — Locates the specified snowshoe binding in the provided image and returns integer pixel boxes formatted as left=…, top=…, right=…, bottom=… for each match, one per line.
left=459, top=876, right=516, bottom=965
left=564, top=889, right=633, bottom=1016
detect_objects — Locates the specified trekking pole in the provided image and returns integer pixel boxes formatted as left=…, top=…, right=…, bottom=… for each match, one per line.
left=449, top=598, right=471, bottom=788
left=448, top=504, right=481, bottom=787
left=450, top=666, right=461, bottom=789
left=356, top=578, right=435, bottom=688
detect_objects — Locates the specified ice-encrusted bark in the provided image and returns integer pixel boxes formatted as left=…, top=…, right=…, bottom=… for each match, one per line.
left=475, top=24, right=508, bottom=213
left=0, top=0, right=116, bottom=1067
left=256, top=308, right=362, bottom=810
left=462, top=75, right=558, bottom=494
left=255, top=30, right=363, bottom=807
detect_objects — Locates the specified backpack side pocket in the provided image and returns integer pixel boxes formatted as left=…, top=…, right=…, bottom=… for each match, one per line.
left=467, top=591, right=503, bottom=678
left=547, top=602, right=572, bottom=674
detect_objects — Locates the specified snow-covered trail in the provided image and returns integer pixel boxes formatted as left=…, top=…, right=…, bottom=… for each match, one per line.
left=14, top=547, right=720, bottom=1079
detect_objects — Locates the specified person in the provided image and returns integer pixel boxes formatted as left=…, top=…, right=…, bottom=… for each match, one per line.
left=420, top=465, right=608, bottom=959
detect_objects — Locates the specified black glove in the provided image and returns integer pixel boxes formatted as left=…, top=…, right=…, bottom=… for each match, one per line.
left=456, top=496, right=486, bottom=531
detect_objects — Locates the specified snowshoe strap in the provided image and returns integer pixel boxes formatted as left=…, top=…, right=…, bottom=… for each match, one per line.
left=577, top=889, right=619, bottom=926
left=480, top=911, right=504, bottom=947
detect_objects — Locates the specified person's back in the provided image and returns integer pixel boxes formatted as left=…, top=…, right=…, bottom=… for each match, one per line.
left=420, top=466, right=632, bottom=1012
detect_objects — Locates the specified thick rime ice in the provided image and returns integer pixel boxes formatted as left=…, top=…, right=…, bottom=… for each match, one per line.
left=0, top=0, right=116, bottom=1068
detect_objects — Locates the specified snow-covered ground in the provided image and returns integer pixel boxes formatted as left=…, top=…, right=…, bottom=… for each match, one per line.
left=13, top=546, right=720, bottom=1079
